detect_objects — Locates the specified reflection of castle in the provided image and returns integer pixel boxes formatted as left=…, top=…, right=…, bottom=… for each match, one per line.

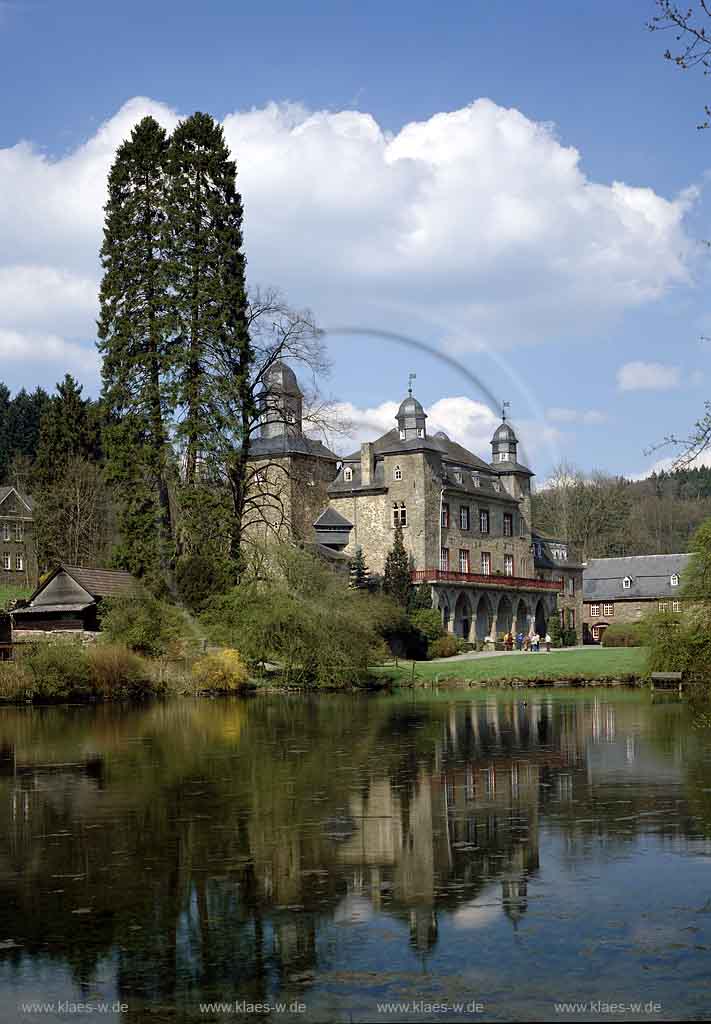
left=0, top=696, right=695, bottom=1007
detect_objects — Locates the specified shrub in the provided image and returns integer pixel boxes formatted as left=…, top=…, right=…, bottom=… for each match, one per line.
left=88, top=643, right=156, bottom=699
left=601, top=622, right=645, bottom=648
left=428, top=635, right=459, bottom=659
left=100, top=590, right=197, bottom=657
left=201, top=544, right=397, bottom=687
left=21, top=641, right=93, bottom=699
left=191, top=649, right=250, bottom=693
left=562, top=628, right=579, bottom=647
left=0, top=661, right=33, bottom=699
left=409, top=609, right=445, bottom=645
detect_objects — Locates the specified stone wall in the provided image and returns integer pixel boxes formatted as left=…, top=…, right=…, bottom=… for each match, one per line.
left=12, top=629, right=99, bottom=646
left=583, top=599, right=656, bottom=627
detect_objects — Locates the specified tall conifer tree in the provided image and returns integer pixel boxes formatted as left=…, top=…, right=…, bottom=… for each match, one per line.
left=383, top=522, right=412, bottom=606
left=97, top=116, right=176, bottom=591
left=165, top=112, right=250, bottom=488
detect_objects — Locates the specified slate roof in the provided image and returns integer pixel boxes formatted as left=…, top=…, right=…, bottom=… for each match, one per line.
left=61, top=565, right=140, bottom=598
left=0, top=485, right=34, bottom=511
left=332, top=427, right=523, bottom=497
left=583, top=554, right=691, bottom=602
left=249, top=435, right=339, bottom=461
left=489, top=458, right=534, bottom=477
left=313, top=507, right=353, bottom=529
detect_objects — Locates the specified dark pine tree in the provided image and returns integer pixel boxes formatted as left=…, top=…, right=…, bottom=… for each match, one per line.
left=350, top=547, right=370, bottom=590
left=383, top=521, right=412, bottom=606
left=165, top=111, right=252, bottom=567
left=98, top=115, right=176, bottom=593
left=165, top=112, right=250, bottom=489
left=33, top=374, right=102, bottom=489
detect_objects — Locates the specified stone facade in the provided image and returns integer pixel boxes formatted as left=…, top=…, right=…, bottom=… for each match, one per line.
left=0, top=486, right=36, bottom=590
left=248, top=368, right=582, bottom=640
left=532, top=532, right=584, bottom=642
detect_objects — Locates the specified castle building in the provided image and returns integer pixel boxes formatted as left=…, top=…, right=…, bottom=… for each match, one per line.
left=251, top=370, right=578, bottom=640
left=0, top=486, right=36, bottom=589
left=582, top=553, right=690, bottom=643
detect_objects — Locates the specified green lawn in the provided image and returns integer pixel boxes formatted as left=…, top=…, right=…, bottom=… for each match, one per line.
left=386, top=646, right=649, bottom=685
left=0, top=583, right=31, bottom=610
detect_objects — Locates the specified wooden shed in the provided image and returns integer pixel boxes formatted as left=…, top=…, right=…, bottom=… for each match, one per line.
left=11, top=565, right=139, bottom=632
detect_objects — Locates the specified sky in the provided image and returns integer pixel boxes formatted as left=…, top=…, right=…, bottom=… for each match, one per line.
left=1, top=0, right=711, bottom=483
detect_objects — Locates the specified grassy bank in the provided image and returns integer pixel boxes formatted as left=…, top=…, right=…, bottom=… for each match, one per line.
left=384, top=646, right=649, bottom=687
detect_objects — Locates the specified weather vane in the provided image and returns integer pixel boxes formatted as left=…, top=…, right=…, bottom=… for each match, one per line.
left=502, top=400, right=510, bottom=421
left=408, top=372, right=417, bottom=396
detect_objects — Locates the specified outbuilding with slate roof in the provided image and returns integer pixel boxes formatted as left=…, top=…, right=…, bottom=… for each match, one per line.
left=11, top=564, right=139, bottom=633
left=582, top=553, right=691, bottom=642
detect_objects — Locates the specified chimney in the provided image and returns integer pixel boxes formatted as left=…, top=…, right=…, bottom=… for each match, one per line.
left=360, top=442, right=373, bottom=487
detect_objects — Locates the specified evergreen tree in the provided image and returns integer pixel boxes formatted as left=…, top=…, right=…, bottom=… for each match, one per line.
left=98, top=115, right=176, bottom=592
left=165, top=112, right=250, bottom=491
left=350, top=547, right=370, bottom=590
left=33, top=375, right=102, bottom=489
left=382, top=522, right=412, bottom=606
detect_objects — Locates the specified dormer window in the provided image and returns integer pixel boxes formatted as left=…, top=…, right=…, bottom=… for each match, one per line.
left=344, top=467, right=353, bottom=482
left=454, top=470, right=462, bottom=484
left=622, top=576, right=632, bottom=590
left=417, top=427, right=424, bottom=438
left=492, top=481, right=501, bottom=493
left=399, top=429, right=406, bottom=440
left=670, top=573, right=679, bottom=587
left=394, top=465, right=402, bottom=481
left=471, top=472, right=480, bottom=488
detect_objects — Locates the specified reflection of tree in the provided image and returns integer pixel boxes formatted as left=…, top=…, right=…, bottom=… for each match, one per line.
left=0, top=692, right=706, bottom=1011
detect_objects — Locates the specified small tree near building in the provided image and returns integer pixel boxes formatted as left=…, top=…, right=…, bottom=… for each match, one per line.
left=383, top=521, right=411, bottom=607
left=350, top=547, right=370, bottom=590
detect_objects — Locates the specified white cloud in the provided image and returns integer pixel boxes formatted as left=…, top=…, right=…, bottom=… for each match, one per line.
left=0, top=95, right=698, bottom=387
left=547, top=406, right=607, bottom=425
left=331, top=394, right=560, bottom=470
left=616, top=361, right=681, bottom=392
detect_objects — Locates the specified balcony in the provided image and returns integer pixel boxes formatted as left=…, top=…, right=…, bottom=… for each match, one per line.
left=411, top=569, right=563, bottom=592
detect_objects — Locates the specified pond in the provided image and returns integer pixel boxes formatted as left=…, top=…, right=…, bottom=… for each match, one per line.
left=0, top=689, right=710, bottom=1022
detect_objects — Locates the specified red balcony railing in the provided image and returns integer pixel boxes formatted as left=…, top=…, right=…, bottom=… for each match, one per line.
left=411, top=569, right=563, bottom=591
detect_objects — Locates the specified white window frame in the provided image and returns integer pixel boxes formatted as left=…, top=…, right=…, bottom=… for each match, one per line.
left=590, top=603, right=600, bottom=617
left=459, top=549, right=469, bottom=574
left=440, top=547, right=449, bottom=571
left=471, top=472, right=480, bottom=488
left=460, top=505, right=470, bottom=530
left=2, top=524, right=9, bottom=542
left=454, top=470, right=462, bottom=484
left=15, top=554, right=23, bottom=572
left=503, top=513, right=513, bottom=537
left=441, top=502, right=449, bottom=529
left=394, top=465, right=402, bottom=481
left=672, top=600, right=681, bottom=612
left=343, top=467, right=353, bottom=482
left=504, top=554, right=514, bottom=577
left=481, top=551, right=491, bottom=575
left=2, top=552, right=10, bottom=571
left=416, top=427, right=424, bottom=438
left=14, top=522, right=23, bottom=542
left=399, top=429, right=406, bottom=440
left=479, top=509, right=490, bottom=534
left=602, top=602, right=614, bottom=617
left=670, top=573, right=679, bottom=587
left=622, top=576, right=632, bottom=590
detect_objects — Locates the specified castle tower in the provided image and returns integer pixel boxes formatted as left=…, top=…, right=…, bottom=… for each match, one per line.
left=260, top=360, right=303, bottom=439
left=490, top=409, right=534, bottom=567
left=396, top=387, right=427, bottom=441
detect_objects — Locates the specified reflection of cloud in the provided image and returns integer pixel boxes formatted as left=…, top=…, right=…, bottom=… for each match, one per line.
left=451, top=898, right=502, bottom=930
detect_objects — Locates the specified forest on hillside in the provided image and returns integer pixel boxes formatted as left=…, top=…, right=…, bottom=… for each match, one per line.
left=531, top=465, right=711, bottom=561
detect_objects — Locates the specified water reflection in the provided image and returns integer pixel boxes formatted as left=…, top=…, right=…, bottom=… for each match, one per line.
left=0, top=693, right=709, bottom=1021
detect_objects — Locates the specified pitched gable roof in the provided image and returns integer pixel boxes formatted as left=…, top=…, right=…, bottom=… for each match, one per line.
left=0, top=486, right=33, bottom=512
left=583, top=554, right=691, bottom=601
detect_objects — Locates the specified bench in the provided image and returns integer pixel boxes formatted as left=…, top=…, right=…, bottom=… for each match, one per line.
left=650, top=671, right=684, bottom=693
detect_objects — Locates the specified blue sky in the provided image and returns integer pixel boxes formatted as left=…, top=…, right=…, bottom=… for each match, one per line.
left=1, top=0, right=710, bottom=481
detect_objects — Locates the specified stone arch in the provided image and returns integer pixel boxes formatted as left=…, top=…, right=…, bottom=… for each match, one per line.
left=475, top=594, right=494, bottom=641
left=534, top=599, right=547, bottom=636
left=515, top=600, right=529, bottom=635
left=497, top=594, right=513, bottom=634
left=454, top=592, right=472, bottom=639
